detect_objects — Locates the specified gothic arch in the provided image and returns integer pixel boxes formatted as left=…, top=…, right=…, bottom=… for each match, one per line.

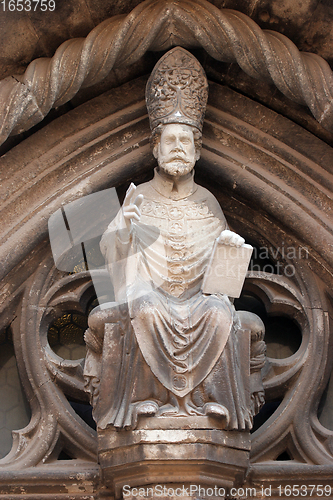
left=0, top=74, right=333, bottom=495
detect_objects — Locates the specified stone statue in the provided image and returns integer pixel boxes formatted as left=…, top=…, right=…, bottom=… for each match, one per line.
left=84, top=47, right=266, bottom=432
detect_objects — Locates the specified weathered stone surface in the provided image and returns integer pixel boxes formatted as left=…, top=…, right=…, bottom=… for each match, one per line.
left=99, top=419, right=250, bottom=498
left=0, top=464, right=100, bottom=498
left=81, top=57, right=266, bottom=500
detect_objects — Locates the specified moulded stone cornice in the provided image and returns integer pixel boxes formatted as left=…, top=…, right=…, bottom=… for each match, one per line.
left=1, top=0, right=333, bottom=146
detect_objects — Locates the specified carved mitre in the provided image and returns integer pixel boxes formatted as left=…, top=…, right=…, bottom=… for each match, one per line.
left=146, top=47, right=208, bottom=132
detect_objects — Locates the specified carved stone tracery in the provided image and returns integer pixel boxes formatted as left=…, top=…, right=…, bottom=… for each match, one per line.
left=1, top=242, right=331, bottom=480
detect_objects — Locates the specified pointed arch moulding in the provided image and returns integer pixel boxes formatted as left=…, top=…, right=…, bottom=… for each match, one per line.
left=1, top=0, right=333, bottom=146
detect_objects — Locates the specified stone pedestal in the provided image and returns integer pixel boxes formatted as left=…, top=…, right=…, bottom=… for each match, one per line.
left=98, top=417, right=250, bottom=499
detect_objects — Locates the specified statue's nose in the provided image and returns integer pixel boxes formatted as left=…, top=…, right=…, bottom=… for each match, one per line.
left=174, top=137, right=184, bottom=150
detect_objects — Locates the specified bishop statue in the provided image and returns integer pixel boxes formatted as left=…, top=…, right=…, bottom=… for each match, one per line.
left=84, top=47, right=266, bottom=431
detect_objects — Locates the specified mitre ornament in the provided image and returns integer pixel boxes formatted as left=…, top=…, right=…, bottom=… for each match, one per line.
left=146, top=47, right=208, bottom=132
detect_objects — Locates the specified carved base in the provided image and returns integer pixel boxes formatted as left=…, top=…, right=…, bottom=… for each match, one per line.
left=98, top=417, right=250, bottom=498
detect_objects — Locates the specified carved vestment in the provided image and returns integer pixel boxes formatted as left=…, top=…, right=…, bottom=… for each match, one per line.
left=84, top=170, right=257, bottom=430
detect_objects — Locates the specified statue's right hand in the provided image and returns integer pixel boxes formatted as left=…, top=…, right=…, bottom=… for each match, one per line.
left=122, top=183, right=144, bottom=229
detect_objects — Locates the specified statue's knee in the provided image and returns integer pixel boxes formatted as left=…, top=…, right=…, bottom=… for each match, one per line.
left=205, top=295, right=233, bottom=321
left=88, top=302, right=123, bottom=333
left=237, top=311, right=265, bottom=340
left=132, top=294, right=158, bottom=319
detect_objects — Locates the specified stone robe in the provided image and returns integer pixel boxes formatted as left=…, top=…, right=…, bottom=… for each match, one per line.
left=84, top=170, right=254, bottom=430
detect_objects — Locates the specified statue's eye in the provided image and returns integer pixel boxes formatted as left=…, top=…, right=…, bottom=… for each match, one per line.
left=164, top=135, right=176, bottom=144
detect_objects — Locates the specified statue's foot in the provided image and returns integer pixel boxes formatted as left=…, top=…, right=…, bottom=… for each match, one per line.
left=157, top=403, right=180, bottom=416
left=136, top=401, right=159, bottom=417
left=203, top=403, right=230, bottom=426
left=130, top=400, right=159, bottom=428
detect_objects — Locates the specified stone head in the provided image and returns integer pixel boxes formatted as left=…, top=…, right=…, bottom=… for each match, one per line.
left=152, top=123, right=202, bottom=177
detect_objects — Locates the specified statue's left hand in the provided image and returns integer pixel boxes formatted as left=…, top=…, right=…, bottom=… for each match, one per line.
left=218, top=229, right=245, bottom=247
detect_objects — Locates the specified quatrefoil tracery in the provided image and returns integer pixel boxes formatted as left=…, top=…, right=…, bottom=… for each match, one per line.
left=0, top=250, right=330, bottom=468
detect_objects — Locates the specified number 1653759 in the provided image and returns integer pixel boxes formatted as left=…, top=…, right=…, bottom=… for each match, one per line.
left=1, top=0, right=55, bottom=11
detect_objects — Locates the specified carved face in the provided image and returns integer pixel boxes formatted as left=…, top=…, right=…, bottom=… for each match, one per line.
left=154, top=123, right=199, bottom=176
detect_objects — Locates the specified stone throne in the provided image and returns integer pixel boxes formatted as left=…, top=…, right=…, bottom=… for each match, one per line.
left=83, top=47, right=266, bottom=498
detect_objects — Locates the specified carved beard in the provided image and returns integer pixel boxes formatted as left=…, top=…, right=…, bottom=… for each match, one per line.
left=158, top=157, right=195, bottom=176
